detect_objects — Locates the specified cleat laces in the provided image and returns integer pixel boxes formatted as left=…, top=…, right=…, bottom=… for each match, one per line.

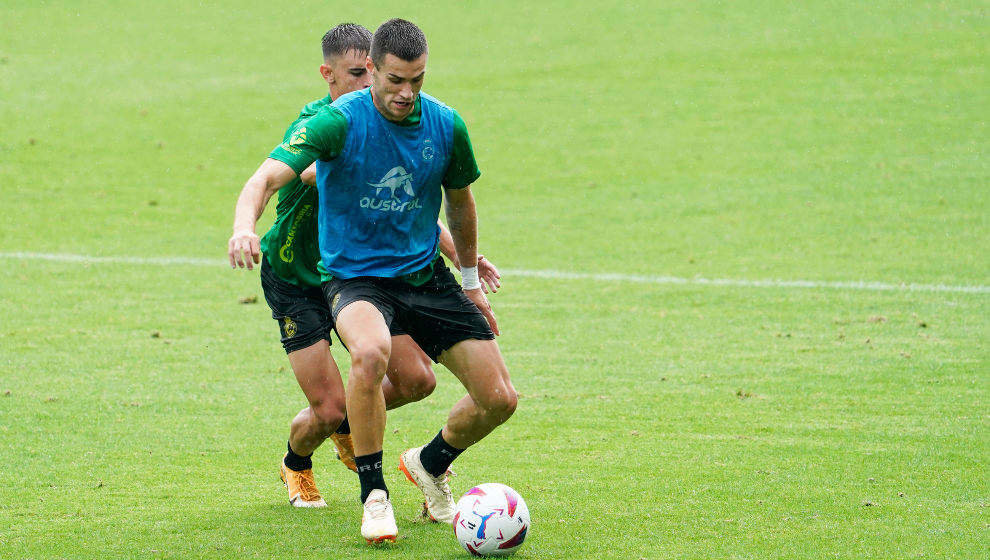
left=365, top=496, right=390, bottom=520
left=295, top=470, right=321, bottom=501
left=426, top=470, right=454, bottom=507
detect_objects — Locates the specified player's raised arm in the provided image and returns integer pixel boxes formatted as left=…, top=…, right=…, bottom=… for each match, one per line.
left=229, top=159, right=299, bottom=269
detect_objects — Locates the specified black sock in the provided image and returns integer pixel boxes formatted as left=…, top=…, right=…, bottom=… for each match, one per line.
left=284, top=441, right=312, bottom=472
left=335, top=414, right=350, bottom=435
left=419, top=429, right=464, bottom=478
left=355, top=450, right=387, bottom=503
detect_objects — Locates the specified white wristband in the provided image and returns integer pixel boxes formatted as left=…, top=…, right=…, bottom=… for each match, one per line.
left=460, top=265, right=481, bottom=290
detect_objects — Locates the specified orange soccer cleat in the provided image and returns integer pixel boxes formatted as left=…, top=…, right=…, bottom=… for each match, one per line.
left=279, top=455, right=327, bottom=508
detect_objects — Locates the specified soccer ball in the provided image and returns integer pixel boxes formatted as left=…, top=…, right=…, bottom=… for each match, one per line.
left=452, top=483, right=530, bottom=557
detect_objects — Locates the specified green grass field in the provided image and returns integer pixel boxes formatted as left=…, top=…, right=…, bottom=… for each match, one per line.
left=1, top=1, right=987, bottom=558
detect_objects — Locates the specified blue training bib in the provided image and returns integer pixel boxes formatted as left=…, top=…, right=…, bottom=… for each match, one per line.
left=315, top=89, right=454, bottom=279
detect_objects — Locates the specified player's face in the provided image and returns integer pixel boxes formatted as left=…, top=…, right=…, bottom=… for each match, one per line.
left=368, top=53, right=427, bottom=122
left=321, top=49, right=372, bottom=99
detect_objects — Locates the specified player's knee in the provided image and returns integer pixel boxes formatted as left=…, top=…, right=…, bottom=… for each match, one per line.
left=498, top=389, right=518, bottom=420
left=349, top=344, right=389, bottom=384
left=312, top=398, right=346, bottom=435
left=403, top=367, right=436, bottom=402
left=482, top=386, right=517, bottom=423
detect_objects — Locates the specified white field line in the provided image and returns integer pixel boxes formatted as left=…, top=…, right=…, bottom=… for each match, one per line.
left=0, top=252, right=220, bottom=267
left=1, top=251, right=988, bottom=295
left=500, top=269, right=990, bottom=294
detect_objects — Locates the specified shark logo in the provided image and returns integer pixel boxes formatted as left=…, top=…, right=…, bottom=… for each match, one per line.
left=368, top=166, right=415, bottom=200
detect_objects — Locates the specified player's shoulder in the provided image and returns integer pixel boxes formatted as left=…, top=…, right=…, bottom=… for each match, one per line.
left=298, top=94, right=333, bottom=119
left=282, top=95, right=336, bottom=140
left=297, top=100, right=348, bottom=134
left=331, top=87, right=371, bottom=111
left=419, top=91, right=453, bottom=113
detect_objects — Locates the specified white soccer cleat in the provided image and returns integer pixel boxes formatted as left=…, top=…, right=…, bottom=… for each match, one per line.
left=361, top=489, right=398, bottom=544
left=398, top=446, right=456, bottom=523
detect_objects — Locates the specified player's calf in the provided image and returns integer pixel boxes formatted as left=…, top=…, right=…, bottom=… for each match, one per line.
left=288, top=398, right=345, bottom=456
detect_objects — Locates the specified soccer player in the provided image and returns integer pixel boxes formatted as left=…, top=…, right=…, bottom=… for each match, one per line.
left=230, top=19, right=517, bottom=544
left=227, top=24, right=500, bottom=510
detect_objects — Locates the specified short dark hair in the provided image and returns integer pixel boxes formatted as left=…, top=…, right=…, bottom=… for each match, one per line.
left=321, top=23, right=372, bottom=60
left=370, top=18, right=428, bottom=67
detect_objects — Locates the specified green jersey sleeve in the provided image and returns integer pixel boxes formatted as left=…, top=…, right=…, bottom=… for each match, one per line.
left=443, top=110, right=482, bottom=189
left=268, top=106, right=349, bottom=174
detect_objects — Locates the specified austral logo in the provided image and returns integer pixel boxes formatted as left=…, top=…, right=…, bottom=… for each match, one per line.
left=360, top=166, right=422, bottom=212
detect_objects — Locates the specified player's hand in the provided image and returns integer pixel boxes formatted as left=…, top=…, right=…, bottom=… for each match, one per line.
left=464, top=287, right=500, bottom=336
left=477, top=254, right=501, bottom=294
left=228, top=229, right=261, bottom=270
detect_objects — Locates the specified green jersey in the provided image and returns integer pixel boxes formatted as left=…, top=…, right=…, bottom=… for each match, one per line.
left=270, top=95, right=480, bottom=186
left=258, top=94, right=332, bottom=288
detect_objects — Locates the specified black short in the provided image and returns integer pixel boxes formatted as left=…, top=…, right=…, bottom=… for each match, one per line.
left=323, top=259, right=494, bottom=362
left=260, top=256, right=334, bottom=354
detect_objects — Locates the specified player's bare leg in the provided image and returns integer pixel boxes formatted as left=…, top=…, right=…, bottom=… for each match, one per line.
left=287, top=339, right=347, bottom=454
left=400, top=338, right=516, bottom=522
left=335, top=300, right=397, bottom=542
left=384, top=334, right=436, bottom=409
left=436, top=339, right=516, bottom=448
left=280, top=339, right=346, bottom=507
left=328, top=335, right=436, bottom=472
left=281, top=330, right=435, bottom=509
left=335, top=302, right=391, bottom=459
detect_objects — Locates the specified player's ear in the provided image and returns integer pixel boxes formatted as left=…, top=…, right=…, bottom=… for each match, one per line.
left=365, top=55, right=375, bottom=75
left=320, top=63, right=333, bottom=84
